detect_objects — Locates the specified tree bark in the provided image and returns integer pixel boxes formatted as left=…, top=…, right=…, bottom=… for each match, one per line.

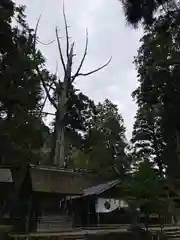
left=54, top=82, right=67, bottom=167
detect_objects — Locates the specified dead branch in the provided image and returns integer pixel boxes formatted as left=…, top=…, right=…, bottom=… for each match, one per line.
left=72, top=57, right=112, bottom=78
left=34, top=14, right=42, bottom=47
left=33, top=15, right=57, bottom=110
left=37, top=39, right=55, bottom=45
left=63, top=3, right=69, bottom=58
left=56, top=28, right=66, bottom=72
left=34, top=15, right=55, bottom=47
left=36, top=67, right=57, bottom=109
left=39, top=81, right=56, bottom=116
left=54, top=61, right=62, bottom=85
left=40, top=95, right=48, bottom=116
left=46, top=82, right=56, bottom=91
left=66, top=42, right=75, bottom=80
left=71, top=29, right=88, bottom=83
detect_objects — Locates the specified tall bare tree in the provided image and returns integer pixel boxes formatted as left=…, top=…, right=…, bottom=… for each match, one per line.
left=34, top=8, right=111, bottom=167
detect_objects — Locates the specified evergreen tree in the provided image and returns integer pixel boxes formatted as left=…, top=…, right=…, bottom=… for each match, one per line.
left=132, top=13, right=180, bottom=179
left=126, top=161, right=169, bottom=228
left=0, top=1, right=46, bottom=164
left=84, top=99, right=130, bottom=179
left=132, top=104, right=165, bottom=175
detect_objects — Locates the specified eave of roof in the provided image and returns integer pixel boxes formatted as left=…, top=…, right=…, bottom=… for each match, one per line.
left=67, top=179, right=120, bottom=200
left=83, top=179, right=120, bottom=196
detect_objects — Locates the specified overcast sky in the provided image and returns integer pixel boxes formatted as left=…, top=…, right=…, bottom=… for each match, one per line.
left=15, top=0, right=142, bottom=139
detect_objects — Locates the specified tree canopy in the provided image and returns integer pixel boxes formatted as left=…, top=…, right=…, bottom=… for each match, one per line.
left=0, top=1, right=46, bottom=164
left=84, top=99, right=130, bottom=179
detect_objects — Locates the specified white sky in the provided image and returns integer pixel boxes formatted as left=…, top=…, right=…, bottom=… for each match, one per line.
left=15, top=0, right=142, bottom=139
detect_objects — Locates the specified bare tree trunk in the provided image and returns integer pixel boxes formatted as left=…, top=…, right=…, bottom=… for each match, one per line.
left=54, top=82, right=67, bottom=167
left=49, top=112, right=57, bottom=165
left=54, top=118, right=65, bottom=167
left=34, top=8, right=111, bottom=168
left=59, top=125, right=65, bottom=167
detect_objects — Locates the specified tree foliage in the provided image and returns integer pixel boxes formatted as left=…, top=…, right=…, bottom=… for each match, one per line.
left=118, top=0, right=180, bottom=221
left=132, top=12, right=180, bottom=179
left=83, top=99, right=130, bottom=179
left=119, top=0, right=180, bottom=27
left=126, top=161, right=169, bottom=227
left=132, top=105, right=165, bottom=174
left=0, top=1, right=47, bottom=164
